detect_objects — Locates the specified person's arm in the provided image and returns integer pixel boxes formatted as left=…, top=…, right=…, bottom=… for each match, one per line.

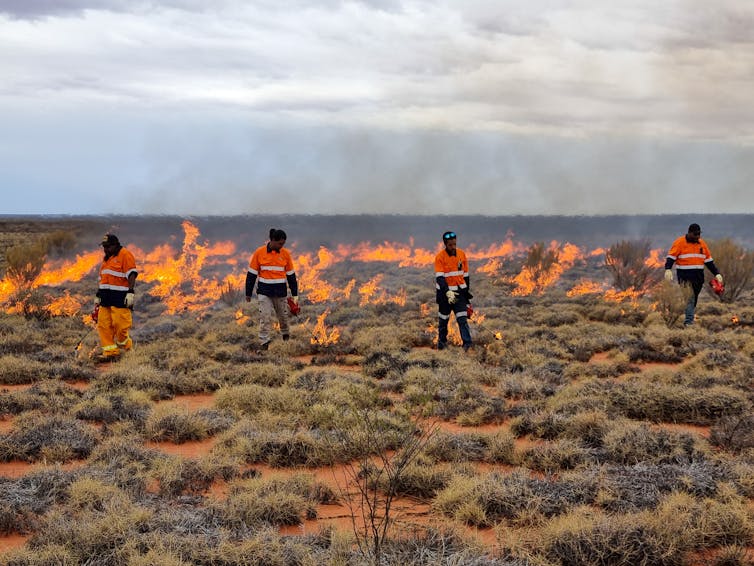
left=287, top=272, right=298, bottom=298
left=463, top=252, right=470, bottom=294
left=434, top=255, right=448, bottom=292
left=664, top=240, right=677, bottom=280
left=245, top=271, right=257, bottom=300
left=703, top=242, right=720, bottom=277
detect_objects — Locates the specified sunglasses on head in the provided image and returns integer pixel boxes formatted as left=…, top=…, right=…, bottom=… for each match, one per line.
left=443, top=232, right=456, bottom=240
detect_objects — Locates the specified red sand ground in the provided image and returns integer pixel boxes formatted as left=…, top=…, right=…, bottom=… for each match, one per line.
left=0, top=352, right=740, bottom=559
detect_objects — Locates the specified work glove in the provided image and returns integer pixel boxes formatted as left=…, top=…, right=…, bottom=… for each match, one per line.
left=291, top=296, right=298, bottom=304
left=446, top=290, right=457, bottom=304
left=715, top=274, right=724, bottom=284
left=94, top=296, right=101, bottom=306
left=91, top=304, right=99, bottom=323
left=664, top=269, right=673, bottom=282
left=125, top=291, right=135, bottom=308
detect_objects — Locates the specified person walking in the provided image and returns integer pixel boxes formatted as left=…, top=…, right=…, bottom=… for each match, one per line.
left=434, top=230, right=472, bottom=351
left=664, top=223, right=723, bottom=326
left=245, top=228, right=299, bottom=350
left=94, top=234, right=138, bottom=361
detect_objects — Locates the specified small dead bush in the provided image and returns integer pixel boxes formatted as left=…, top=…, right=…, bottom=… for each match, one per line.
left=652, top=279, right=693, bottom=328
left=706, top=238, right=754, bottom=303
left=710, top=414, right=754, bottom=453
left=605, top=238, right=659, bottom=293
left=4, top=240, right=47, bottom=288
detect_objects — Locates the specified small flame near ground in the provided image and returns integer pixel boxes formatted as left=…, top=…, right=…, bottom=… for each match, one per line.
left=308, top=309, right=341, bottom=346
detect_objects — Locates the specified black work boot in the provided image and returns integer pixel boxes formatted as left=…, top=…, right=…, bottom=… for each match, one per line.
left=282, top=334, right=290, bottom=341
left=437, top=342, right=447, bottom=350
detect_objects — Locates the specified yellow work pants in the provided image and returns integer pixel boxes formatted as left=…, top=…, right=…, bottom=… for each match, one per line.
left=97, top=306, right=133, bottom=357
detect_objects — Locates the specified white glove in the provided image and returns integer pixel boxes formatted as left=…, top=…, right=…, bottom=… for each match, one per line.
left=125, top=292, right=135, bottom=308
left=664, top=270, right=673, bottom=282
left=94, top=296, right=101, bottom=305
left=446, top=290, right=457, bottom=304
left=291, top=295, right=299, bottom=304
left=715, top=274, right=723, bottom=284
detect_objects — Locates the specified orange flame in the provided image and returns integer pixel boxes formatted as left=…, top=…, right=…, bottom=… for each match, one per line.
left=309, top=309, right=340, bottom=346
left=645, top=248, right=664, bottom=268
left=604, top=287, right=642, bottom=304
left=138, top=220, right=240, bottom=314
left=567, top=280, right=606, bottom=297
left=511, top=242, right=584, bottom=296
left=46, top=291, right=82, bottom=317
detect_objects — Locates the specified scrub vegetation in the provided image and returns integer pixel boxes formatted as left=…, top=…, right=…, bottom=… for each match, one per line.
left=0, top=218, right=753, bottom=565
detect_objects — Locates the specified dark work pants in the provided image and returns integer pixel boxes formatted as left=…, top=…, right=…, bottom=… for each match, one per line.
left=437, top=292, right=472, bottom=347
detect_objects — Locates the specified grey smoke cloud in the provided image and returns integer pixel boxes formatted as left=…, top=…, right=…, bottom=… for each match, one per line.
left=0, top=1, right=752, bottom=215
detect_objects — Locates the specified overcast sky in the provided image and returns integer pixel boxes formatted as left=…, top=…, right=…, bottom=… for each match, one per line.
left=1, top=0, right=753, bottom=216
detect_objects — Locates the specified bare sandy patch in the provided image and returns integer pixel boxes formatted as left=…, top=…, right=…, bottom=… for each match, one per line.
left=0, top=533, right=29, bottom=554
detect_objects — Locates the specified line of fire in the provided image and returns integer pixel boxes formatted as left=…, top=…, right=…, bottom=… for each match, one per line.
left=1, top=220, right=676, bottom=351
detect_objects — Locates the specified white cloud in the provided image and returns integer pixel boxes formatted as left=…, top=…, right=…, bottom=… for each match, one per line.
left=0, top=1, right=753, bottom=214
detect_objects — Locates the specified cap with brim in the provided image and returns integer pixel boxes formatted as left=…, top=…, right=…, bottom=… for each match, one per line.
left=101, top=234, right=120, bottom=246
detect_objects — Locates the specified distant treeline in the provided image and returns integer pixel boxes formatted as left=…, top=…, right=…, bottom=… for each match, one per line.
left=2, top=214, right=753, bottom=252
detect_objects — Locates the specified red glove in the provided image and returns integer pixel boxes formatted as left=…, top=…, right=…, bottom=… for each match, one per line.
left=91, top=304, right=100, bottom=323
left=466, top=304, right=474, bottom=319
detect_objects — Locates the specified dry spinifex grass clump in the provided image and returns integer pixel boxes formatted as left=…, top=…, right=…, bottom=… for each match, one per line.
left=400, top=366, right=506, bottom=425
left=0, top=411, right=98, bottom=463
left=0, top=380, right=83, bottom=417
left=209, top=473, right=335, bottom=527
left=536, top=488, right=753, bottom=566
left=433, top=469, right=597, bottom=529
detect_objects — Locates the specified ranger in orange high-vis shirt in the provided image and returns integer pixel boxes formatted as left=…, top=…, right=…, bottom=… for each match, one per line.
left=245, top=228, right=299, bottom=351
left=664, top=223, right=723, bottom=326
left=95, top=234, right=138, bottom=360
left=434, top=231, right=472, bottom=351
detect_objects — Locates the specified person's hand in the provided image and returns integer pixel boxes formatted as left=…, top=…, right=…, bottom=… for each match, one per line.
left=91, top=304, right=99, bottom=323
left=245, top=296, right=251, bottom=302
left=664, top=269, right=673, bottom=282
left=715, top=274, right=724, bottom=284
left=446, top=290, right=457, bottom=304
left=95, top=296, right=101, bottom=305
left=125, top=291, right=135, bottom=308
left=291, top=296, right=299, bottom=304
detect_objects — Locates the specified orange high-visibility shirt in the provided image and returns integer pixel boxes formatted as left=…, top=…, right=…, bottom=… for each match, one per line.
left=99, top=248, right=137, bottom=291
left=666, top=236, right=713, bottom=271
left=248, top=245, right=296, bottom=297
left=434, top=249, right=469, bottom=290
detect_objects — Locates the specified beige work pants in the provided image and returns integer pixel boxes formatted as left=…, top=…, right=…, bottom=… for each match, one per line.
left=258, top=295, right=289, bottom=344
